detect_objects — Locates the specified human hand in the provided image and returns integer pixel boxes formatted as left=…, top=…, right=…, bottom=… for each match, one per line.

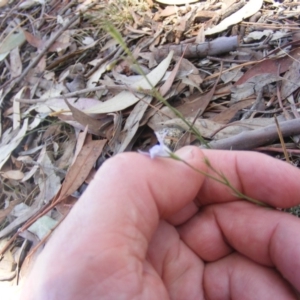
left=22, top=147, right=300, bottom=299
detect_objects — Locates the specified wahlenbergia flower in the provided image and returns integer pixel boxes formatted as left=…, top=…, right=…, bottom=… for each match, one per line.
left=139, top=131, right=171, bottom=159
left=149, top=131, right=172, bottom=158
left=139, top=131, right=269, bottom=208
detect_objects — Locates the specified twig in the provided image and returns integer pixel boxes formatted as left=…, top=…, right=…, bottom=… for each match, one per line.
left=203, top=59, right=265, bottom=82
left=274, top=116, right=291, bottom=164
left=243, top=101, right=300, bottom=114
left=207, top=56, right=250, bottom=64
left=241, top=22, right=300, bottom=30
left=255, top=147, right=300, bottom=154
left=25, top=216, right=66, bottom=261
left=15, top=84, right=155, bottom=103
left=0, top=231, right=19, bottom=258
left=241, top=89, right=264, bottom=120
left=153, top=36, right=238, bottom=61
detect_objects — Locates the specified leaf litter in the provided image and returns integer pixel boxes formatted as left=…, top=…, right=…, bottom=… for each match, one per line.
left=1, top=0, right=300, bottom=292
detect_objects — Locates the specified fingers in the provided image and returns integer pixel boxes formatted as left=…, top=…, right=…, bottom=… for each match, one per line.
left=178, top=201, right=300, bottom=291
left=147, top=221, right=204, bottom=300
left=198, top=150, right=300, bottom=208
left=203, top=253, right=297, bottom=300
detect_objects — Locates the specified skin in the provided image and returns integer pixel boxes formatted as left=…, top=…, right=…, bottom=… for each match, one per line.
left=22, top=147, right=300, bottom=299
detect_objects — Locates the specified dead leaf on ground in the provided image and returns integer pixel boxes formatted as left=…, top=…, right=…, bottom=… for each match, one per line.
left=55, top=139, right=107, bottom=201
left=85, top=50, right=174, bottom=114
left=205, top=0, right=263, bottom=35
left=64, top=98, right=110, bottom=136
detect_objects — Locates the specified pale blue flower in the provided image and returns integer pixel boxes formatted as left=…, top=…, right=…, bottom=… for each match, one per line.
left=139, top=131, right=171, bottom=159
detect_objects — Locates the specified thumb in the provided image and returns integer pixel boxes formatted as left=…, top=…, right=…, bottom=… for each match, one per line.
left=22, top=146, right=207, bottom=299
left=85, top=146, right=207, bottom=241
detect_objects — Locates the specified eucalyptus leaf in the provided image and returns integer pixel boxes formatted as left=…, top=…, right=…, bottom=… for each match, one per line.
left=85, top=51, right=173, bottom=114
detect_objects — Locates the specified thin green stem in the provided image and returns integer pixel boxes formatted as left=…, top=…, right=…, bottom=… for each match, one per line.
left=169, top=152, right=272, bottom=208
left=104, top=23, right=210, bottom=148
left=106, top=23, right=271, bottom=208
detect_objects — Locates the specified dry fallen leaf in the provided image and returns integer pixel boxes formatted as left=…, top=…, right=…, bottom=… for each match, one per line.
left=211, top=99, right=255, bottom=124
left=0, top=29, right=26, bottom=55
left=281, top=60, right=300, bottom=100
left=162, top=117, right=275, bottom=140
left=0, top=0, right=8, bottom=7
left=235, top=49, right=300, bottom=86
left=116, top=95, right=152, bottom=153
left=0, top=200, right=21, bottom=225
left=85, top=51, right=174, bottom=114
left=0, top=170, right=24, bottom=180
left=35, top=150, right=61, bottom=204
left=205, top=0, right=263, bottom=35
left=64, top=98, right=108, bottom=136
left=9, top=47, right=22, bottom=78
left=231, top=73, right=281, bottom=103
left=55, top=139, right=107, bottom=201
left=28, top=215, right=58, bottom=240
left=0, top=118, right=28, bottom=169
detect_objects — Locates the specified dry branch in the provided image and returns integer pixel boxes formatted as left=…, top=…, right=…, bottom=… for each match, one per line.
left=205, top=119, right=300, bottom=150
left=153, top=36, right=238, bottom=61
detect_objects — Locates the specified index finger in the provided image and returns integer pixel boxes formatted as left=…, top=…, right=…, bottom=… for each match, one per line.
left=196, top=150, right=300, bottom=208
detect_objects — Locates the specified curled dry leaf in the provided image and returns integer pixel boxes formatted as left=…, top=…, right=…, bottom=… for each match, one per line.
left=64, top=98, right=109, bottom=136
left=23, top=29, right=70, bottom=53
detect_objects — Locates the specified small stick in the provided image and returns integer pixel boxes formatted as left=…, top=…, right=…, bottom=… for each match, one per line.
left=15, top=85, right=154, bottom=103
left=207, top=56, right=250, bottom=64
left=255, top=147, right=300, bottom=154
